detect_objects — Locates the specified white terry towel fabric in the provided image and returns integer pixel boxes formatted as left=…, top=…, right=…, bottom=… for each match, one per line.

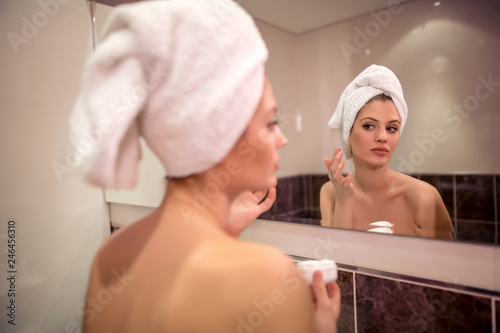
left=328, top=64, right=407, bottom=159
left=69, top=0, right=268, bottom=189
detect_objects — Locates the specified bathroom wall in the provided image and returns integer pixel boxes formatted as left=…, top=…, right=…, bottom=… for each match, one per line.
left=257, top=0, right=500, bottom=177
left=0, top=0, right=109, bottom=332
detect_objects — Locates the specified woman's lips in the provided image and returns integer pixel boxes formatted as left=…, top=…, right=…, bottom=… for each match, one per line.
left=371, top=148, right=389, bottom=156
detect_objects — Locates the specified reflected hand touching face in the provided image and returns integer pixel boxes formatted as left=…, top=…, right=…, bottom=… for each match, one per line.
left=323, top=147, right=354, bottom=204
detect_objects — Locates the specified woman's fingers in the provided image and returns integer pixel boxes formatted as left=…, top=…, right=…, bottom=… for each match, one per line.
left=334, top=159, right=345, bottom=182
left=323, top=157, right=331, bottom=172
left=258, top=188, right=276, bottom=212
left=312, top=271, right=340, bottom=333
left=312, top=270, right=328, bottom=304
left=325, top=281, right=341, bottom=320
left=326, top=148, right=351, bottom=189
left=344, top=172, right=353, bottom=189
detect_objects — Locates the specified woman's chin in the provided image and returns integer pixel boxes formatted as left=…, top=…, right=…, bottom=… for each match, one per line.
left=254, top=177, right=277, bottom=193
left=267, top=175, right=278, bottom=188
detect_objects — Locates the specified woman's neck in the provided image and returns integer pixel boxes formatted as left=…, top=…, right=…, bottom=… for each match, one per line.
left=159, top=176, right=233, bottom=230
left=351, top=160, right=394, bottom=195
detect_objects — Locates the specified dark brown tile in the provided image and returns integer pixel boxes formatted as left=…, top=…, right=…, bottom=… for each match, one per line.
left=496, top=300, right=500, bottom=333
left=291, top=175, right=306, bottom=212
left=257, top=209, right=273, bottom=220
left=311, top=174, right=330, bottom=211
left=309, top=209, right=322, bottom=220
left=456, top=219, right=496, bottom=245
left=420, top=175, right=454, bottom=219
left=496, top=175, right=499, bottom=225
left=456, top=175, right=495, bottom=221
left=355, top=274, right=491, bottom=333
left=337, top=270, right=355, bottom=333
left=275, top=177, right=293, bottom=215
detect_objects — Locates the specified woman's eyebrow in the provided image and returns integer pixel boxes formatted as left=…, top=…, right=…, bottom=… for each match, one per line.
left=360, top=117, right=401, bottom=124
left=360, top=117, right=378, bottom=122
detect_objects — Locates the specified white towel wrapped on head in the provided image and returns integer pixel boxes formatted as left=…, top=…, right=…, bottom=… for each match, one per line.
left=69, top=0, right=268, bottom=189
left=328, top=64, right=407, bottom=159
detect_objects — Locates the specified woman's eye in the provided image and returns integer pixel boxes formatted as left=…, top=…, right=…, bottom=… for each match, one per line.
left=268, top=120, right=279, bottom=130
left=387, top=126, right=399, bottom=132
left=362, top=124, right=374, bottom=130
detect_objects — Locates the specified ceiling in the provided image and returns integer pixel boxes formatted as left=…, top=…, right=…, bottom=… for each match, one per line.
left=95, top=0, right=413, bottom=34
left=239, top=0, right=412, bottom=34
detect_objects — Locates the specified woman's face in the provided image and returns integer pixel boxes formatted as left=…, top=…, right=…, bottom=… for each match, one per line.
left=221, top=77, right=287, bottom=194
left=348, top=99, right=401, bottom=167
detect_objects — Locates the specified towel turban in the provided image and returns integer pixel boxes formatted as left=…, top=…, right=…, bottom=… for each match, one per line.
left=69, top=0, right=268, bottom=188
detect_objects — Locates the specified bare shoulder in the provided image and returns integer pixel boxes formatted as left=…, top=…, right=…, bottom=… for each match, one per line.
left=165, top=240, right=314, bottom=332
left=395, top=172, right=440, bottom=207
left=320, top=180, right=335, bottom=226
left=88, top=216, right=156, bottom=285
left=176, top=240, right=305, bottom=298
left=320, top=180, right=336, bottom=208
left=320, top=180, right=335, bottom=198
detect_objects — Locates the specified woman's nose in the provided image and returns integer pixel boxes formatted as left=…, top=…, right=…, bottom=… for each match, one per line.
left=376, top=129, right=387, bottom=142
left=275, top=127, right=287, bottom=148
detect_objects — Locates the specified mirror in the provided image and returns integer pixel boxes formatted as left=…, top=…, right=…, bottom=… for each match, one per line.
left=96, top=0, right=499, bottom=246
left=240, top=0, right=500, bottom=245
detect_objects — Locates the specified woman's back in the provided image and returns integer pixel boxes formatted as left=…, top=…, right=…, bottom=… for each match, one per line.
left=83, top=208, right=316, bottom=333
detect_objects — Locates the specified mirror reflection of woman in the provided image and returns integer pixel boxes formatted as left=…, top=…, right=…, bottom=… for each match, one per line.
left=320, top=65, right=454, bottom=240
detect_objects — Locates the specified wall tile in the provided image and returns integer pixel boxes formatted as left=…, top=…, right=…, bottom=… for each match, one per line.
left=496, top=175, right=499, bottom=224
left=275, top=177, right=293, bottom=214
left=311, top=174, right=330, bottom=212
left=456, top=175, right=495, bottom=221
left=291, top=175, right=306, bottom=212
left=496, top=299, right=500, bottom=333
left=456, top=219, right=496, bottom=244
left=337, top=270, right=355, bottom=333
left=355, top=274, right=492, bottom=333
left=420, top=175, right=454, bottom=219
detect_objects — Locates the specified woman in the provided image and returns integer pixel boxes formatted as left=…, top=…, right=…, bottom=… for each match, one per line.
left=320, top=65, right=453, bottom=240
left=70, top=1, right=340, bottom=332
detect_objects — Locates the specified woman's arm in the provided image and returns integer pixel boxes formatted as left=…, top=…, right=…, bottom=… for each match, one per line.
left=320, top=182, right=354, bottom=229
left=413, top=184, right=454, bottom=240
left=320, top=182, right=334, bottom=227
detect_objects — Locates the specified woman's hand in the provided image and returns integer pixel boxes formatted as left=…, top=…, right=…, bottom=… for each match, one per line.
left=311, top=271, right=341, bottom=333
left=225, top=188, right=276, bottom=237
left=323, top=147, right=354, bottom=204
